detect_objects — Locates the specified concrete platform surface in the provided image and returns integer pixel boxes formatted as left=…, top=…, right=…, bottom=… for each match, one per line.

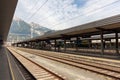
left=12, top=48, right=114, bottom=80
left=0, top=47, right=28, bottom=80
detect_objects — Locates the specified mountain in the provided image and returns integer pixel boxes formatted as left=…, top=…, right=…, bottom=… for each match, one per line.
left=7, top=17, right=54, bottom=42
left=9, top=18, right=31, bottom=35
left=30, top=22, right=51, bottom=36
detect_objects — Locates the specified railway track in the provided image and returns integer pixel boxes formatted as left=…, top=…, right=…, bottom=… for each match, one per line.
left=6, top=48, right=36, bottom=80
left=16, top=47, right=120, bottom=68
left=16, top=47, right=120, bottom=80
left=8, top=48, right=64, bottom=80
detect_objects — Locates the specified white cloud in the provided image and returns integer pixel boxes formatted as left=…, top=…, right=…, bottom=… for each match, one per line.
left=14, top=0, right=120, bottom=30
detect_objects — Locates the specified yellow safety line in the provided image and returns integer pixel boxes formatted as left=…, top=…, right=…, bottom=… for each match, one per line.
left=5, top=49, right=15, bottom=80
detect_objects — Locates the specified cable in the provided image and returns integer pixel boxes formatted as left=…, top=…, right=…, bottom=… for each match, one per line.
left=28, top=0, right=40, bottom=12
left=34, top=0, right=100, bottom=23
left=22, top=0, right=120, bottom=28
left=19, top=0, right=40, bottom=19
left=51, top=0, right=120, bottom=27
left=28, top=0, right=48, bottom=20
left=34, top=1, right=74, bottom=21
left=18, top=0, right=120, bottom=34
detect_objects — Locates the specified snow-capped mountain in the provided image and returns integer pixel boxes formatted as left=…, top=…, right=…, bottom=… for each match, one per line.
left=7, top=17, right=54, bottom=42
left=30, top=22, right=51, bottom=36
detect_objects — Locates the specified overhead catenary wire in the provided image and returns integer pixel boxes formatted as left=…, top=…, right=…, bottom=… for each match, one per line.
left=20, top=0, right=120, bottom=35
left=34, top=0, right=100, bottom=23
left=58, top=7, right=120, bottom=30
left=28, top=0, right=40, bottom=12
left=34, top=3, right=70, bottom=21
left=28, top=0, right=120, bottom=31
left=19, top=0, right=48, bottom=39
left=34, top=0, right=119, bottom=27
left=28, top=0, right=48, bottom=20
left=51, top=0, right=120, bottom=27
left=20, top=0, right=40, bottom=19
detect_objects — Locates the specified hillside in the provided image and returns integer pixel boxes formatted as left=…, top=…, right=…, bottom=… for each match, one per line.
left=7, top=17, right=54, bottom=42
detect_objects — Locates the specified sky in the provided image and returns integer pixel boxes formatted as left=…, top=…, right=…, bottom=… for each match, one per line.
left=14, top=0, right=120, bottom=30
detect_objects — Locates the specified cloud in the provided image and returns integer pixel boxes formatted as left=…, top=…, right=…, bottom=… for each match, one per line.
left=14, top=0, right=120, bottom=30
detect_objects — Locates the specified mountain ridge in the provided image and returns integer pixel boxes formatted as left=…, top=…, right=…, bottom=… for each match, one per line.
left=8, top=17, right=54, bottom=42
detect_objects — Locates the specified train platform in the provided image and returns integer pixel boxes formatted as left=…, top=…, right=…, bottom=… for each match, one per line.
left=0, top=47, right=12, bottom=80
left=16, top=47, right=120, bottom=66
left=0, top=47, right=35, bottom=80
left=8, top=47, right=119, bottom=80
left=8, top=47, right=63, bottom=80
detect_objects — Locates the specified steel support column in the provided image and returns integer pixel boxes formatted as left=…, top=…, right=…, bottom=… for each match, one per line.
left=29, top=42, right=31, bottom=48
left=31, top=42, right=33, bottom=48
left=22, top=43, right=25, bottom=47
left=39, top=41, right=41, bottom=49
left=110, top=39, right=112, bottom=48
left=76, top=37, right=78, bottom=51
left=101, top=31, right=104, bottom=54
left=89, top=39, right=92, bottom=49
left=115, top=32, right=119, bottom=55
left=54, top=39, right=57, bottom=51
left=16, top=44, right=18, bottom=47
left=64, top=39, right=66, bottom=51
left=26, top=43, right=29, bottom=48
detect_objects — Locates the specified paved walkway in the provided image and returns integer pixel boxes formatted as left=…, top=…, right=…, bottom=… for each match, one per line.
left=0, top=47, right=12, bottom=80
left=0, top=47, right=29, bottom=80
left=14, top=48, right=114, bottom=80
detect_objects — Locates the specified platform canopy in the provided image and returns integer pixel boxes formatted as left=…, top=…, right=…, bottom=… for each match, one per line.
left=17, top=14, right=120, bottom=43
left=0, top=0, right=18, bottom=41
